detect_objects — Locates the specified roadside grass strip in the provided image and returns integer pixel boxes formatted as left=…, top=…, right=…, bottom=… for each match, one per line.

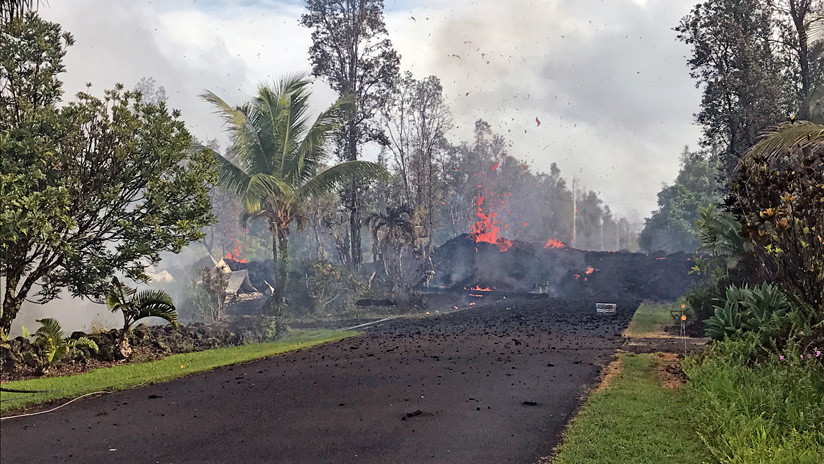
left=1, top=329, right=359, bottom=413
left=625, top=301, right=680, bottom=337
left=552, top=353, right=707, bottom=464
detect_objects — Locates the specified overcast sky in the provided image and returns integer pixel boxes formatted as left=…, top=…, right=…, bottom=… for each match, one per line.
left=39, top=0, right=702, bottom=222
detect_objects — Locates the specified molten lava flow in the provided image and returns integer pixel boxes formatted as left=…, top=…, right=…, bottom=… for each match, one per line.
left=585, top=266, right=595, bottom=275
left=467, top=285, right=492, bottom=292
left=471, top=195, right=512, bottom=252
left=226, top=240, right=248, bottom=263
left=544, top=239, right=566, bottom=249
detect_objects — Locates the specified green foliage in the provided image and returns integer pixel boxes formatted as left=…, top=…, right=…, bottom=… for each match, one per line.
left=106, top=278, right=178, bottom=334
left=730, top=121, right=824, bottom=317
left=202, top=75, right=387, bottom=309
left=32, top=318, right=98, bottom=365
left=0, top=13, right=215, bottom=335
left=287, top=259, right=367, bottom=316
left=639, top=148, right=721, bottom=253
left=684, top=340, right=824, bottom=463
left=705, top=283, right=793, bottom=341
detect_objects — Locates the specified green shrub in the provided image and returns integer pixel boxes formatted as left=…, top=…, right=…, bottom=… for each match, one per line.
left=705, top=283, right=793, bottom=341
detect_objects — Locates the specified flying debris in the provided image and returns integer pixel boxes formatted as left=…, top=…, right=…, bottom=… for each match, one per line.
left=535, top=117, right=541, bottom=126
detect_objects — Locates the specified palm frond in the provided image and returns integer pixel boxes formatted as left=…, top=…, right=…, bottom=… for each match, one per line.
left=70, top=337, right=99, bottom=353
left=293, top=95, right=354, bottom=183
left=132, top=289, right=178, bottom=329
left=201, top=90, right=271, bottom=175
left=34, top=318, right=63, bottom=343
left=245, top=173, right=294, bottom=210
left=106, top=277, right=135, bottom=312
left=745, top=122, right=824, bottom=161
left=298, top=161, right=389, bottom=199
left=211, top=150, right=252, bottom=197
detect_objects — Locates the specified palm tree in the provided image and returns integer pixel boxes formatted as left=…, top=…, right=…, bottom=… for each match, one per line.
left=368, top=205, right=415, bottom=288
left=201, top=75, right=387, bottom=313
left=106, top=277, right=177, bottom=358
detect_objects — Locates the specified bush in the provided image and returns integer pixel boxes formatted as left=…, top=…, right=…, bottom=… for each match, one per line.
left=286, top=259, right=367, bottom=316
left=705, top=283, right=793, bottom=341
left=684, top=339, right=824, bottom=463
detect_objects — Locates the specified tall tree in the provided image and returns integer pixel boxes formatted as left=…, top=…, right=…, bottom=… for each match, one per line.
left=677, top=0, right=785, bottom=176
left=381, top=72, right=452, bottom=262
left=774, top=0, right=824, bottom=120
left=0, top=14, right=216, bottom=336
left=301, top=0, right=400, bottom=268
left=201, top=75, right=387, bottom=313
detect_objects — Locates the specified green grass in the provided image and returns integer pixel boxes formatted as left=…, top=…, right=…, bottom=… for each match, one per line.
left=625, top=301, right=680, bottom=337
left=683, top=339, right=824, bottom=463
left=553, top=353, right=708, bottom=464
left=1, top=329, right=359, bottom=413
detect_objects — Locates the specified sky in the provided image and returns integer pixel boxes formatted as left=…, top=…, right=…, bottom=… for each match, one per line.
left=39, top=0, right=702, bottom=223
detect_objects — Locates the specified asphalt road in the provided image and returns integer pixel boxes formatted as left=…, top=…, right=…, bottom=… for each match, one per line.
left=1, top=298, right=638, bottom=463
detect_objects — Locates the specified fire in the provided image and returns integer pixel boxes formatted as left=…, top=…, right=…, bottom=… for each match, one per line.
left=471, top=195, right=513, bottom=252
left=585, top=266, right=595, bottom=275
left=544, top=239, right=566, bottom=249
left=467, top=285, right=492, bottom=292
left=226, top=241, right=248, bottom=263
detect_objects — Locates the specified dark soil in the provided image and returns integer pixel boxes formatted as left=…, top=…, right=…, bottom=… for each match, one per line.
left=1, top=298, right=638, bottom=464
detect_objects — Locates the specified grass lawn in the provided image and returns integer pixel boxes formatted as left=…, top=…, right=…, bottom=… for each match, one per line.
left=625, top=301, right=681, bottom=337
left=552, top=353, right=708, bottom=464
left=1, top=329, right=359, bottom=413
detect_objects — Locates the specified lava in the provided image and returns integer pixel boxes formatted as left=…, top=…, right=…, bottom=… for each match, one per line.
left=585, top=266, right=595, bottom=275
left=467, top=285, right=493, bottom=292
left=544, top=239, right=566, bottom=249
left=471, top=195, right=513, bottom=252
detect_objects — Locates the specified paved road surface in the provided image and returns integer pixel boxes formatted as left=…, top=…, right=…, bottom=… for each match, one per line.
left=1, top=299, right=637, bottom=463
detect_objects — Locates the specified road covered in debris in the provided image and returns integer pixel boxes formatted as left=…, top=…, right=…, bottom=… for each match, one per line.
left=1, top=298, right=638, bottom=463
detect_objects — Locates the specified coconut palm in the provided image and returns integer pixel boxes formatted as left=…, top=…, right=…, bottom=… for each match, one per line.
left=106, top=277, right=177, bottom=358
left=201, top=75, right=387, bottom=312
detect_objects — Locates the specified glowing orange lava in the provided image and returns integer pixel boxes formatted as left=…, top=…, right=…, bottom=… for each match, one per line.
left=544, top=239, right=566, bottom=249
left=585, top=266, right=595, bottom=275
left=467, top=285, right=493, bottom=292
left=471, top=195, right=512, bottom=252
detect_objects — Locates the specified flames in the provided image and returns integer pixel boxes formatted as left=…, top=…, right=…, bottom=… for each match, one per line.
left=471, top=195, right=513, bottom=252
left=585, top=266, right=595, bottom=275
left=466, top=285, right=493, bottom=292
left=544, top=239, right=566, bottom=249
left=226, top=240, right=248, bottom=263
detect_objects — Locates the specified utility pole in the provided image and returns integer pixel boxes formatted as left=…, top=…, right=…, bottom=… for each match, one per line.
left=600, top=218, right=604, bottom=251
left=571, top=177, right=577, bottom=247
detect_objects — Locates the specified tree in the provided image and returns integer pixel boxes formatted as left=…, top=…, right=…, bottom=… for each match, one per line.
left=774, top=0, right=824, bottom=120
left=729, top=121, right=824, bottom=317
left=639, top=148, right=722, bottom=253
left=381, top=72, right=451, bottom=262
left=368, top=205, right=415, bottom=289
left=201, top=75, right=387, bottom=313
left=301, top=0, right=401, bottom=268
left=677, top=0, right=785, bottom=175
left=0, top=14, right=215, bottom=336
left=106, top=277, right=178, bottom=358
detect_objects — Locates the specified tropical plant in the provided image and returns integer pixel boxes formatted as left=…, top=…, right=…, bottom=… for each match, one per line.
left=368, top=205, right=416, bottom=289
left=32, top=318, right=98, bottom=365
left=106, top=277, right=177, bottom=358
left=201, top=75, right=387, bottom=313
left=729, top=121, right=824, bottom=318
left=705, top=283, right=794, bottom=341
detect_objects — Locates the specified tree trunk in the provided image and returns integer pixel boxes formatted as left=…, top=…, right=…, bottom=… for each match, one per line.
left=269, top=218, right=281, bottom=315
left=0, top=294, right=22, bottom=338
left=274, top=232, right=289, bottom=315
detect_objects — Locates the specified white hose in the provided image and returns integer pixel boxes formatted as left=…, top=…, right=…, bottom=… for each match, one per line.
left=1, top=391, right=110, bottom=421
